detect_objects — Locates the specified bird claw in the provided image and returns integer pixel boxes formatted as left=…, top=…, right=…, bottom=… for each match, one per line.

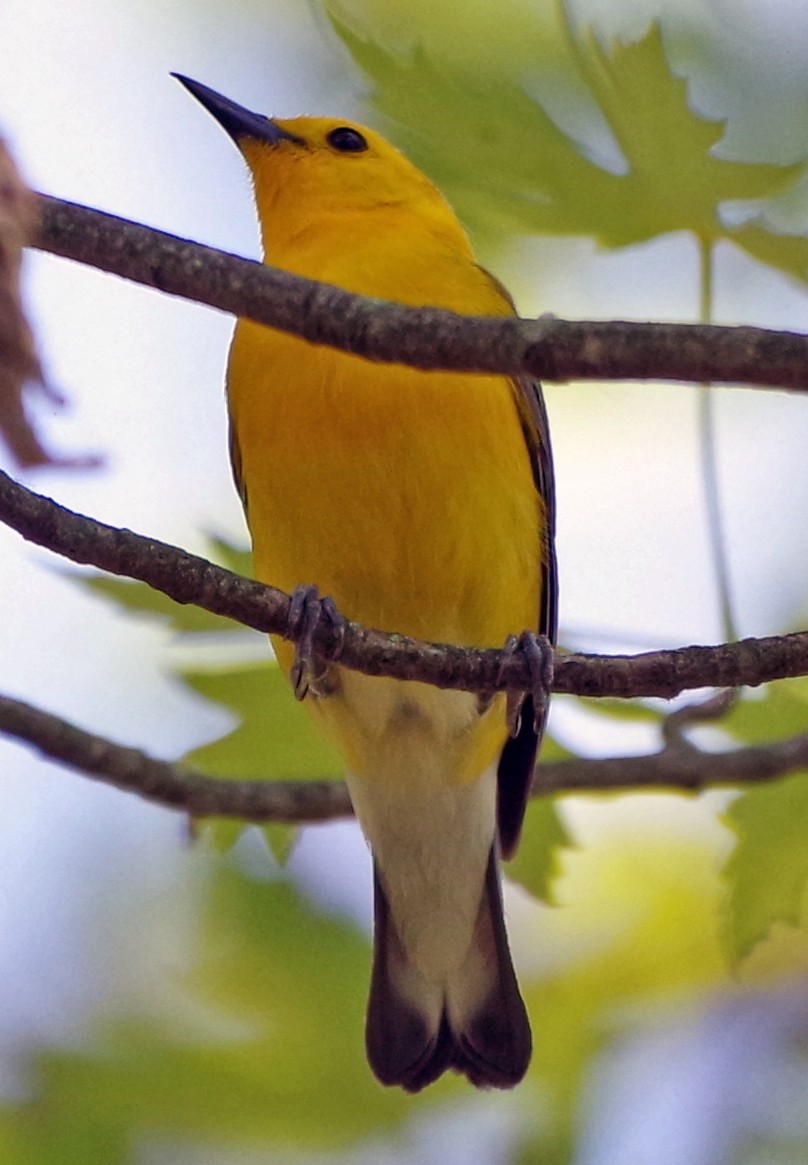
left=490, top=630, right=554, bottom=737
left=520, top=630, right=554, bottom=733
left=286, top=585, right=346, bottom=700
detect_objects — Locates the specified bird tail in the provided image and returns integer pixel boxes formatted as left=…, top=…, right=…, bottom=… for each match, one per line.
left=365, top=846, right=531, bottom=1092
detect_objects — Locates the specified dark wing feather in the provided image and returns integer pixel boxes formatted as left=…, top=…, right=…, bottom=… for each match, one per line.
left=473, top=266, right=558, bottom=860
left=228, top=419, right=249, bottom=514
left=496, top=375, right=558, bottom=858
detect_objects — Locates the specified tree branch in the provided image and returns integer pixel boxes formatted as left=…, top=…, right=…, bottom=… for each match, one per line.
left=3, top=468, right=808, bottom=700
left=0, top=693, right=351, bottom=821
left=32, top=194, right=808, bottom=391
left=2, top=691, right=807, bottom=822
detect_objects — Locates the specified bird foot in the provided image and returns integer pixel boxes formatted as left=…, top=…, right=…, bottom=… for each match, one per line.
left=285, top=585, right=346, bottom=700
left=481, top=630, right=554, bottom=737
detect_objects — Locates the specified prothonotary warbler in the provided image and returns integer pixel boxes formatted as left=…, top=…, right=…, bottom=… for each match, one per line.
left=176, top=74, right=558, bottom=1092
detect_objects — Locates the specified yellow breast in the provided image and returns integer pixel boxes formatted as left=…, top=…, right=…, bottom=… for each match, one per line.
left=228, top=142, right=544, bottom=782
left=228, top=326, right=541, bottom=779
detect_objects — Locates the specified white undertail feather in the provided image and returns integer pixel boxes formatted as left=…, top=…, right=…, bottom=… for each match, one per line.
left=347, top=755, right=497, bottom=997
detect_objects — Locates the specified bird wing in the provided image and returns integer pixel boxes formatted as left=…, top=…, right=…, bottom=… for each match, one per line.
left=473, top=267, right=558, bottom=858
left=495, top=374, right=558, bottom=859
left=515, top=373, right=559, bottom=651
left=228, top=418, right=249, bottom=513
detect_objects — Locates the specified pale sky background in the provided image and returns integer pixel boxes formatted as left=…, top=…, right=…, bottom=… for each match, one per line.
left=3, top=0, right=808, bottom=1161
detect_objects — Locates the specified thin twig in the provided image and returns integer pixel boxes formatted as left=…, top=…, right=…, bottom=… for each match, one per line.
left=661, top=689, right=739, bottom=748
left=0, top=694, right=350, bottom=821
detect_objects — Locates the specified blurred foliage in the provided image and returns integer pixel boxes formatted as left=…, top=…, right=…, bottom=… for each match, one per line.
left=723, top=679, right=808, bottom=961
left=79, top=537, right=253, bottom=634
left=508, top=796, right=573, bottom=904
left=184, top=660, right=343, bottom=860
left=325, top=3, right=808, bottom=272
left=1, top=862, right=413, bottom=1162
left=520, top=833, right=729, bottom=1163
left=8, top=774, right=808, bottom=1163
left=32, top=1, right=808, bottom=1162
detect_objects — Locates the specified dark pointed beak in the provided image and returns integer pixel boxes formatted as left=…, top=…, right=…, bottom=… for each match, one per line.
left=172, top=74, right=304, bottom=147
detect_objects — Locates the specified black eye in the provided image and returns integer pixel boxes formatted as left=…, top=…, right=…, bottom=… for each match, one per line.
left=326, top=126, right=368, bottom=153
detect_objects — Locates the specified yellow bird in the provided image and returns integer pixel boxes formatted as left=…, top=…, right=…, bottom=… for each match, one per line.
left=176, top=75, right=557, bottom=1092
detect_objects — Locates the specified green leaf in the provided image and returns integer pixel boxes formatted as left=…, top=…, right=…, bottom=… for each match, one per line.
left=720, top=682, right=808, bottom=960
left=729, top=221, right=808, bottom=287
left=328, top=11, right=626, bottom=242
left=506, top=796, right=573, bottom=903
left=73, top=536, right=255, bottom=636
left=183, top=662, right=343, bottom=780
left=204, top=536, right=253, bottom=578
left=80, top=574, right=248, bottom=635
left=261, top=821, right=301, bottom=865
left=723, top=678, right=808, bottom=745
left=724, top=771, right=808, bottom=961
left=183, top=661, right=344, bottom=860
left=327, top=12, right=803, bottom=249
left=573, top=24, right=801, bottom=244
left=536, top=725, right=577, bottom=763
